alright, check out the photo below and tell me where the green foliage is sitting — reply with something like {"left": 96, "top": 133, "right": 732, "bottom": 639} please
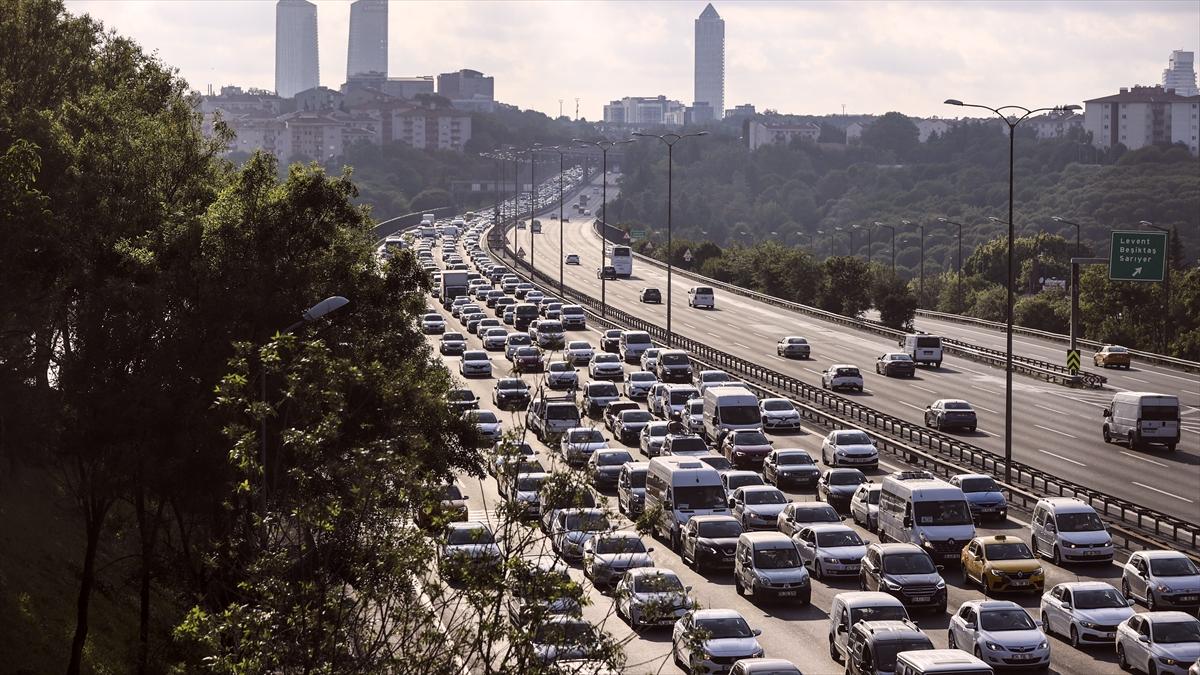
{"left": 873, "top": 272, "right": 918, "bottom": 330}
{"left": 860, "top": 112, "right": 920, "bottom": 161}
{"left": 1014, "top": 290, "right": 1070, "bottom": 334}
{"left": 817, "top": 256, "right": 875, "bottom": 316}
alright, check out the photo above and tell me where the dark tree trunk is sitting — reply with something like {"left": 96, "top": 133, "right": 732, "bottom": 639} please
{"left": 66, "top": 499, "right": 107, "bottom": 675}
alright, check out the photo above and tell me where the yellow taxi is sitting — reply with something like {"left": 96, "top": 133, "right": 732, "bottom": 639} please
{"left": 960, "top": 534, "right": 1044, "bottom": 594}
{"left": 1093, "top": 345, "right": 1131, "bottom": 369}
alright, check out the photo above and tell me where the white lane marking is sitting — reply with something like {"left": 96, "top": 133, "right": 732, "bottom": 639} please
{"left": 1035, "top": 403, "right": 1067, "bottom": 415}
{"left": 803, "top": 368, "right": 821, "bottom": 375}
{"left": 1119, "top": 451, "right": 1168, "bottom": 468}
{"left": 1034, "top": 424, "right": 1077, "bottom": 439}
{"left": 1131, "top": 481, "right": 1195, "bottom": 503}
{"left": 971, "top": 385, "right": 1001, "bottom": 395}
{"left": 1037, "top": 449, "right": 1087, "bottom": 467}
{"left": 910, "top": 384, "right": 938, "bottom": 394}
{"left": 1124, "top": 376, "right": 1151, "bottom": 384}
{"left": 974, "top": 404, "right": 1000, "bottom": 414}
{"left": 732, "top": 342, "right": 752, "bottom": 350}
{"left": 898, "top": 401, "right": 926, "bottom": 412}
{"left": 707, "top": 331, "right": 722, "bottom": 339}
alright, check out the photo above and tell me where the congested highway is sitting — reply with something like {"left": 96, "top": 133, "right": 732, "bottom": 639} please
{"left": 499, "top": 182, "right": 1200, "bottom": 522}
{"left": 397, "top": 212, "right": 1200, "bottom": 674}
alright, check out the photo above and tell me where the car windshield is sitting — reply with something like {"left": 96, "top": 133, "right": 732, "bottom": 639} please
{"left": 688, "top": 402, "right": 704, "bottom": 413}
{"left": 568, "top": 341, "right": 591, "bottom": 350}
{"left": 817, "top": 531, "right": 864, "bottom": 548}
{"left": 539, "top": 321, "right": 562, "bottom": 331}
{"left": 622, "top": 412, "right": 652, "bottom": 425}
{"left": 697, "top": 520, "right": 742, "bottom": 538}
{"left": 980, "top": 609, "right": 1036, "bottom": 632}
{"left": 594, "top": 354, "right": 619, "bottom": 363}
{"left": 674, "top": 485, "right": 727, "bottom": 510}
{"left": 874, "top": 640, "right": 933, "bottom": 673}
{"left": 547, "top": 404, "right": 580, "bottom": 420}
{"left": 633, "top": 573, "right": 683, "bottom": 594}
{"left": 423, "top": 314, "right": 441, "bottom": 321}
{"left": 564, "top": 513, "right": 609, "bottom": 532}
{"left": 626, "top": 333, "right": 651, "bottom": 344}
{"left": 960, "top": 477, "right": 1000, "bottom": 493}
{"left": 443, "top": 485, "right": 463, "bottom": 500}
{"left": 449, "top": 390, "right": 475, "bottom": 401}
{"left": 984, "top": 542, "right": 1032, "bottom": 560}
{"left": 702, "top": 372, "right": 730, "bottom": 383}
{"left": 777, "top": 452, "right": 814, "bottom": 465}
{"left": 1107, "top": 346, "right": 1128, "bottom": 353}
{"left": 444, "top": 333, "right": 465, "bottom": 341}
{"left": 534, "top": 621, "right": 593, "bottom": 645}
{"left": 862, "top": 489, "right": 881, "bottom": 505}
{"left": 943, "top": 401, "right": 973, "bottom": 410}
{"left": 507, "top": 335, "right": 530, "bottom": 345}
{"left": 549, "top": 362, "right": 572, "bottom": 372}
{"left": 754, "top": 547, "right": 801, "bottom": 569}
{"left": 913, "top": 499, "right": 973, "bottom": 525}
{"left": 727, "top": 475, "right": 762, "bottom": 490}
{"left": 497, "top": 380, "right": 526, "bottom": 390}
{"left": 694, "top": 287, "right": 714, "bottom": 295}
{"left": 828, "top": 472, "right": 866, "bottom": 486}
{"left": 517, "top": 348, "right": 540, "bottom": 357}
{"left": 763, "top": 400, "right": 794, "bottom": 412}
{"left": 472, "top": 411, "right": 498, "bottom": 424}
{"left": 517, "top": 475, "right": 546, "bottom": 492}
{"left": 1073, "top": 587, "right": 1128, "bottom": 609}
{"left": 743, "top": 490, "right": 786, "bottom": 505}
{"left": 697, "top": 456, "right": 732, "bottom": 472}
{"left": 1153, "top": 620, "right": 1200, "bottom": 644}
{"left": 670, "top": 389, "right": 700, "bottom": 405}
{"left": 660, "top": 353, "right": 689, "bottom": 365}
{"left": 669, "top": 437, "right": 708, "bottom": 453}
{"left": 1057, "top": 512, "right": 1104, "bottom": 532}
{"left": 569, "top": 429, "right": 604, "bottom": 444}
{"left": 882, "top": 552, "right": 936, "bottom": 575}
{"left": 734, "top": 431, "right": 770, "bottom": 445}
{"left": 835, "top": 431, "right": 872, "bottom": 445}
{"left": 835, "top": 368, "right": 860, "bottom": 377}
{"left": 630, "top": 373, "right": 656, "bottom": 382}
{"left": 696, "top": 616, "right": 753, "bottom": 639}
{"left": 787, "top": 338, "right": 808, "bottom": 344}
{"left": 594, "top": 536, "right": 645, "bottom": 554}
{"left": 487, "top": 328, "right": 508, "bottom": 337}
{"left": 648, "top": 425, "right": 668, "bottom": 437}
{"left": 463, "top": 351, "right": 488, "bottom": 361}
{"left": 1150, "top": 557, "right": 1200, "bottom": 576}
{"left": 562, "top": 307, "right": 583, "bottom": 316}
{"left": 850, "top": 605, "right": 909, "bottom": 624}
{"left": 588, "top": 383, "right": 618, "bottom": 397}
{"left": 888, "top": 354, "right": 912, "bottom": 362}
{"left": 628, "top": 470, "right": 647, "bottom": 488}
{"left": 597, "top": 452, "right": 633, "bottom": 466}
{"left": 447, "top": 526, "right": 493, "bottom": 545}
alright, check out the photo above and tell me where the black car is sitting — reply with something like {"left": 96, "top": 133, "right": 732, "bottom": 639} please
{"left": 875, "top": 353, "right": 916, "bottom": 377}
{"left": 763, "top": 449, "right": 820, "bottom": 488}
{"left": 818, "top": 468, "right": 868, "bottom": 511}
{"left": 597, "top": 266, "right": 617, "bottom": 280}
{"left": 600, "top": 329, "right": 622, "bottom": 354}
{"left": 492, "top": 378, "right": 531, "bottom": 410}
{"left": 680, "top": 515, "right": 743, "bottom": 572}
{"left": 655, "top": 350, "right": 693, "bottom": 383}
{"left": 639, "top": 288, "right": 662, "bottom": 303}
{"left": 512, "top": 346, "right": 544, "bottom": 373}
{"left": 447, "top": 388, "right": 480, "bottom": 413}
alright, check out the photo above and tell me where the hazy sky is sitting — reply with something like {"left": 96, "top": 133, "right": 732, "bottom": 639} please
{"left": 64, "top": 0, "right": 1200, "bottom": 119}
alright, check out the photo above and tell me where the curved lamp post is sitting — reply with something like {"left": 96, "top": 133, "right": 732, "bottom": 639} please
{"left": 572, "top": 138, "right": 636, "bottom": 319}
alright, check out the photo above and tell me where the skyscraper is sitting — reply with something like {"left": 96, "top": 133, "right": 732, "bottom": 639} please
{"left": 275, "top": 0, "right": 319, "bottom": 98}
{"left": 347, "top": 0, "right": 388, "bottom": 80}
{"left": 694, "top": 3, "right": 725, "bottom": 120}
{"left": 1162, "top": 50, "right": 1198, "bottom": 97}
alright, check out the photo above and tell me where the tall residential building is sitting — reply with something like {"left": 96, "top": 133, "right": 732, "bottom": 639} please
{"left": 1162, "top": 50, "right": 1198, "bottom": 97}
{"left": 275, "top": 0, "right": 319, "bottom": 98}
{"left": 694, "top": 3, "right": 725, "bottom": 120}
{"left": 1083, "top": 86, "right": 1200, "bottom": 155}
{"left": 346, "top": 0, "right": 388, "bottom": 80}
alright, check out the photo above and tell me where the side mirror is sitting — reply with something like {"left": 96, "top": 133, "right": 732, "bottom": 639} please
{"left": 1102, "top": 408, "right": 1112, "bottom": 417}
{"left": 463, "top": 495, "right": 470, "bottom": 500}
{"left": 752, "top": 629, "right": 763, "bottom": 637}
{"left": 646, "top": 547, "right": 655, "bottom": 553}
{"left": 1127, "top": 598, "right": 1136, "bottom": 607}
{"left": 936, "top": 564, "right": 945, "bottom": 572}
{"left": 1138, "top": 635, "right": 1150, "bottom": 643}
{"left": 836, "top": 624, "right": 847, "bottom": 633}
{"left": 1047, "top": 523, "right": 1057, "bottom": 533}
{"left": 966, "top": 622, "right": 977, "bottom": 630}
{"left": 685, "top": 585, "right": 693, "bottom": 592}
{"left": 1061, "top": 602, "right": 1072, "bottom": 610}
{"left": 903, "top": 517, "right": 913, "bottom": 528}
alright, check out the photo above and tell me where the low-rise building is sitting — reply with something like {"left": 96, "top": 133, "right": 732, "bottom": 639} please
{"left": 747, "top": 120, "right": 820, "bottom": 150}
{"left": 603, "top": 96, "right": 687, "bottom": 126}
{"left": 1084, "top": 85, "right": 1200, "bottom": 155}
{"left": 1025, "top": 111, "right": 1083, "bottom": 140}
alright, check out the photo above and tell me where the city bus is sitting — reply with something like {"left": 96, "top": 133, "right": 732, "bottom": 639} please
{"left": 608, "top": 245, "right": 633, "bottom": 277}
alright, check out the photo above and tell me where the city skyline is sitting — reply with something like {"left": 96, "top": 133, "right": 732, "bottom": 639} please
{"left": 65, "top": 0, "right": 1199, "bottom": 119}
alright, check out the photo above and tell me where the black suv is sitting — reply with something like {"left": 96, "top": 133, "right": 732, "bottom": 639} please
{"left": 597, "top": 266, "right": 617, "bottom": 280}
{"left": 639, "top": 288, "right": 662, "bottom": 303}
{"left": 859, "top": 543, "right": 947, "bottom": 614}
{"left": 655, "top": 349, "right": 693, "bottom": 383}
{"left": 492, "top": 378, "right": 531, "bottom": 410}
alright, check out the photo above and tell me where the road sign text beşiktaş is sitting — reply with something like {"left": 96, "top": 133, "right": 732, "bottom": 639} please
{"left": 1109, "top": 231, "right": 1166, "bottom": 282}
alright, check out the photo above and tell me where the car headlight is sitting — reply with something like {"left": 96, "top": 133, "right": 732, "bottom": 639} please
{"left": 1159, "top": 657, "right": 1181, "bottom": 666}
{"left": 1038, "top": 641, "right": 1048, "bottom": 650}
{"left": 1080, "top": 621, "right": 1099, "bottom": 629}
{"left": 757, "top": 574, "right": 772, "bottom": 586}
{"left": 985, "top": 641, "right": 1005, "bottom": 652}
{"left": 1034, "top": 567, "right": 1045, "bottom": 577}
{"left": 989, "top": 568, "right": 1003, "bottom": 577}
{"left": 1065, "top": 542, "right": 1078, "bottom": 549}
{"left": 821, "top": 557, "right": 838, "bottom": 564}
{"left": 882, "top": 579, "right": 901, "bottom": 591}
{"left": 751, "top": 649, "right": 765, "bottom": 658}
{"left": 936, "top": 578, "right": 947, "bottom": 589}
{"left": 1157, "top": 583, "right": 1173, "bottom": 593}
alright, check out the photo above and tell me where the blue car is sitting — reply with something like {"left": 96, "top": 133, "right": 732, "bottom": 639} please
{"left": 950, "top": 473, "right": 1008, "bottom": 522}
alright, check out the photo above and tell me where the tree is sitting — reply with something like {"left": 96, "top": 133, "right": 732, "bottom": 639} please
{"left": 872, "top": 271, "right": 917, "bottom": 330}
{"left": 817, "top": 256, "right": 874, "bottom": 317}
{"left": 1014, "top": 291, "right": 1069, "bottom": 333}
{"left": 411, "top": 187, "right": 453, "bottom": 212}
{"left": 859, "top": 112, "right": 920, "bottom": 161}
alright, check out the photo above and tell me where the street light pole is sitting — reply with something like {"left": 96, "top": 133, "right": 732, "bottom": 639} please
{"left": 1051, "top": 216, "right": 1083, "bottom": 358}
{"left": 873, "top": 222, "right": 896, "bottom": 277}
{"left": 945, "top": 98, "right": 1080, "bottom": 484}
{"left": 632, "top": 131, "right": 708, "bottom": 348}
{"left": 574, "top": 138, "right": 636, "bottom": 319}
{"left": 550, "top": 146, "right": 570, "bottom": 297}
{"left": 528, "top": 143, "right": 541, "bottom": 277}
{"left": 1140, "top": 220, "right": 1172, "bottom": 352}
{"left": 860, "top": 224, "right": 871, "bottom": 264}
{"left": 937, "top": 218, "right": 966, "bottom": 314}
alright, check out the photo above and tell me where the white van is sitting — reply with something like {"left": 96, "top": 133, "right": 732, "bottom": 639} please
{"left": 703, "top": 385, "right": 762, "bottom": 443}
{"left": 1102, "top": 391, "right": 1180, "bottom": 451}
{"left": 645, "top": 456, "right": 728, "bottom": 550}
{"left": 898, "top": 334, "right": 943, "bottom": 368}
{"left": 828, "top": 591, "right": 911, "bottom": 663}
{"left": 688, "top": 286, "right": 715, "bottom": 309}
{"left": 894, "top": 650, "right": 992, "bottom": 675}
{"left": 1029, "top": 497, "right": 1113, "bottom": 564}
{"left": 619, "top": 330, "right": 654, "bottom": 364}
{"left": 877, "top": 477, "right": 975, "bottom": 564}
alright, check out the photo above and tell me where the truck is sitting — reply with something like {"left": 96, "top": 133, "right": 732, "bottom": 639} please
{"left": 702, "top": 385, "right": 762, "bottom": 444}
{"left": 440, "top": 270, "right": 470, "bottom": 309}
{"left": 578, "top": 194, "right": 589, "bottom": 206}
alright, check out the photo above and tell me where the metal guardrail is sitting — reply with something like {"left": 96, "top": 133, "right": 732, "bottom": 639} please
{"left": 916, "top": 308, "right": 1200, "bottom": 374}
{"left": 486, "top": 224, "right": 1200, "bottom": 556}
{"left": 600, "top": 224, "right": 1108, "bottom": 389}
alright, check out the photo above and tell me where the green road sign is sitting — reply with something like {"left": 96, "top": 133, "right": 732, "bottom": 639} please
{"left": 1109, "top": 230, "right": 1166, "bottom": 282}
{"left": 1067, "top": 349, "right": 1080, "bottom": 374}
{"left": 630, "top": 229, "right": 646, "bottom": 240}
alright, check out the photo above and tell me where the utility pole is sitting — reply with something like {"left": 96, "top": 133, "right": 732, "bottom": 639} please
{"left": 558, "top": 99, "right": 563, "bottom": 119}
{"left": 575, "top": 98, "right": 580, "bottom": 120}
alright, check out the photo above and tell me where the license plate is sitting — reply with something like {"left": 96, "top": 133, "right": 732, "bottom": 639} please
{"left": 1011, "top": 654, "right": 1034, "bottom": 661}
{"left": 1010, "top": 580, "right": 1029, "bottom": 587}
{"left": 911, "top": 596, "right": 930, "bottom": 603}
{"left": 1105, "top": 632, "right": 1116, "bottom": 639}
{"left": 1085, "top": 550, "right": 1105, "bottom": 556}
{"left": 777, "top": 590, "right": 797, "bottom": 597}
{"left": 1181, "top": 595, "right": 1199, "bottom": 602}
